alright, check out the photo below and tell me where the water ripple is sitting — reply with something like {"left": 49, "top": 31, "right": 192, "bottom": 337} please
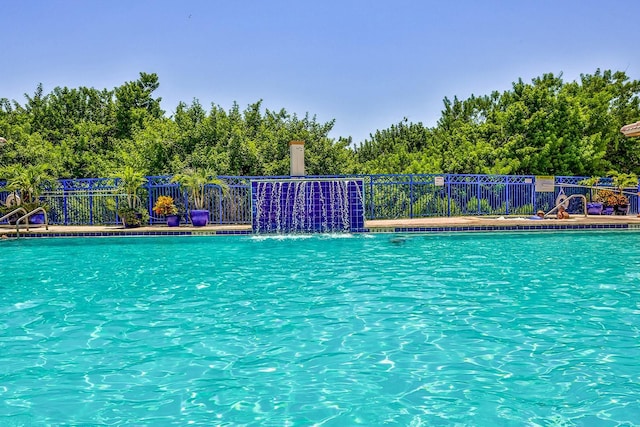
{"left": 2, "top": 232, "right": 640, "bottom": 425}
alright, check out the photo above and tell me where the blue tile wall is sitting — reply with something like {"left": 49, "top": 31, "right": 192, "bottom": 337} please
{"left": 251, "top": 180, "right": 365, "bottom": 233}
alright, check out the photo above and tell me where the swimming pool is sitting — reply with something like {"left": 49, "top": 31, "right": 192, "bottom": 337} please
{"left": 2, "top": 232, "right": 640, "bottom": 425}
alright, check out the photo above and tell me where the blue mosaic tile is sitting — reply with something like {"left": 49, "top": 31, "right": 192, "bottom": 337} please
{"left": 251, "top": 180, "right": 365, "bottom": 233}
{"left": 9, "top": 217, "right": 640, "bottom": 239}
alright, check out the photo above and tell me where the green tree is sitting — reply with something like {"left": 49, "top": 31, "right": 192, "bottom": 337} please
{"left": 114, "top": 72, "right": 163, "bottom": 140}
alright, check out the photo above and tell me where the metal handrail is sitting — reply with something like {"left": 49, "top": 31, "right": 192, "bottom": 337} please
{"left": 0, "top": 207, "right": 28, "bottom": 223}
{"left": 544, "top": 194, "right": 587, "bottom": 218}
{"left": 15, "top": 207, "right": 49, "bottom": 237}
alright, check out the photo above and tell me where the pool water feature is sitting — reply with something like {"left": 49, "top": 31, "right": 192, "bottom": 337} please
{"left": 251, "top": 179, "right": 365, "bottom": 233}
{"left": 2, "top": 232, "right": 640, "bottom": 425}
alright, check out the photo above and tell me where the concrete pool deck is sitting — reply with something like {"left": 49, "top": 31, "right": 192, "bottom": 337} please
{"left": 2, "top": 214, "right": 640, "bottom": 238}
{"left": 366, "top": 214, "right": 640, "bottom": 229}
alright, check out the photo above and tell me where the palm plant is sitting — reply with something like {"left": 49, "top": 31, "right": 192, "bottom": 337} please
{"left": 113, "top": 166, "right": 148, "bottom": 227}
{"left": 609, "top": 170, "right": 638, "bottom": 202}
{"left": 5, "top": 164, "right": 53, "bottom": 206}
{"left": 0, "top": 165, "right": 18, "bottom": 204}
{"left": 172, "top": 168, "right": 228, "bottom": 210}
{"left": 115, "top": 166, "right": 147, "bottom": 210}
{"left": 578, "top": 176, "right": 601, "bottom": 202}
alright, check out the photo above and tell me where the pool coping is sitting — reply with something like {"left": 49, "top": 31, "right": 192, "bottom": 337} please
{"left": 2, "top": 215, "right": 640, "bottom": 238}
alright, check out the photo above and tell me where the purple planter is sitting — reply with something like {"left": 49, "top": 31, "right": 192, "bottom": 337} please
{"left": 586, "top": 202, "right": 603, "bottom": 215}
{"left": 189, "top": 210, "right": 209, "bottom": 227}
{"left": 602, "top": 206, "right": 614, "bottom": 215}
{"left": 29, "top": 212, "right": 45, "bottom": 224}
{"left": 166, "top": 214, "right": 180, "bottom": 227}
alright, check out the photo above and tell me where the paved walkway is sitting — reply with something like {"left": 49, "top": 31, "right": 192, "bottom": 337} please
{"left": 366, "top": 214, "right": 640, "bottom": 228}
{"left": 2, "top": 214, "right": 640, "bottom": 238}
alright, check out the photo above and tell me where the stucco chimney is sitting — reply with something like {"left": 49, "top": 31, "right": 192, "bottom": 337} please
{"left": 289, "top": 140, "right": 305, "bottom": 176}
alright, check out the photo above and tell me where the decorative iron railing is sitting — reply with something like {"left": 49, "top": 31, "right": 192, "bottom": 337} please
{"left": 1, "top": 174, "right": 638, "bottom": 225}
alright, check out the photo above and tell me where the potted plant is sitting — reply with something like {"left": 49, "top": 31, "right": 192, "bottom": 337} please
{"left": 171, "top": 168, "right": 228, "bottom": 227}
{"left": 593, "top": 189, "right": 616, "bottom": 215}
{"left": 153, "top": 195, "right": 180, "bottom": 227}
{"left": 579, "top": 177, "right": 604, "bottom": 215}
{"left": 114, "top": 166, "right": 147, "bottom": 228}
{"left": 3, "top": 164, "right": 53, "bottom": 224}
{"left": 609, "top": 171, "right": 637, "bottom": 215}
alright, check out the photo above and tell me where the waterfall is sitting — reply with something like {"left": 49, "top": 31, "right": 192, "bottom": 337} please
{"left": 251, "top": 179, "right": 365, "bottom": 234}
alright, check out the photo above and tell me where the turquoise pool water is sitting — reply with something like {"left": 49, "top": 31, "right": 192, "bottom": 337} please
{"left": 2, "top": 232, "right": 640, "bottom": 426}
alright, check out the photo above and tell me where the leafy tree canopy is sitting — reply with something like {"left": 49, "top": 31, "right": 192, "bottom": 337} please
{"left": 1, "top": 69, "right": 638, "bottom": 180}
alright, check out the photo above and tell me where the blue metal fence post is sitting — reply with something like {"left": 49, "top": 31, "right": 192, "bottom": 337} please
{"left": 636, "top": 179, "right": 640, "bottom": 214}
{"left": 447, "top": 174, "right": 451, "bottom": 217}
{"left": 505, "top": 176, "right": 510, "bottom": 215}
{"left": 89, "top": 179, "right": 94, "bottom": 225}
{"left": 531, "top": 177, "right": 536, "bottom": 211}
{"left": 218, "top": 185, "right": 223, "bottom": 224}
{"left": 409, "top": 174, "right": 414, "bottom": 219}
{"left": 63, "top": 181, "right": 69, "bottom": 225}
{"left": 369, "top": 176, "right": 375, "bottom": 220}
{"left": 146, "top": 178, "right": 153, "bottom": 225}
{"left": 476, "top": 175, "right": 481, "bottom": 215}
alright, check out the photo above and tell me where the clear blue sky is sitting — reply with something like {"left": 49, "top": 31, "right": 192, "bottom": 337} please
{"left": 2, "top": 0, "right": 639, "bottom": 143}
